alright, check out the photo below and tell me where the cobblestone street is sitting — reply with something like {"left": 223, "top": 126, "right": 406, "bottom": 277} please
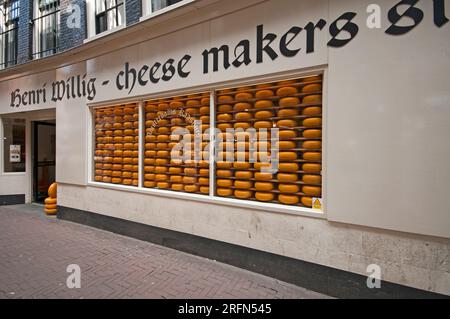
{"left": 0, "top": 205, "right": 327, "bottom": 299}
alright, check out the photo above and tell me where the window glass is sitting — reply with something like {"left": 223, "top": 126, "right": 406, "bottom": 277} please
{"left": 33, "top": 0, "right": 60, "bottom": 58}
{"left": 214, "top": 75, "right": 323, "bottom": 208}
{"left": 0, "top": 0, "right": 19, "bottom": 68}
{"left": 93, "top": 104, "right": 139, "bottom": 186}
{"left": 2, "top": 118, "right": 26, "bottom": 173}
{"left": 95, "top": 0, "right": 124, "bottom": 34}
{"left": 151, "top": 0, "right": 183, "bottom": 13}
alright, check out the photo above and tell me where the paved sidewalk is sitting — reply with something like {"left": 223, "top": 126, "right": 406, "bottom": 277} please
{"left": 0, "top": 205, "right": 328, "bottom": 299}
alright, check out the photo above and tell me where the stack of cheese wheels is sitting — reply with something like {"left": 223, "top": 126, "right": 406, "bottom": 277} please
{"left": 215, "top": 75, "right": 322, "bottom": 209}
{"left": 44, "top": 182, "right": 57, "bottom": 215}
{"left": 94, "top": 104, "right": 139, "bottom": 187}
{"left": 144, "top": 93, "right": 210, "bottom": 195}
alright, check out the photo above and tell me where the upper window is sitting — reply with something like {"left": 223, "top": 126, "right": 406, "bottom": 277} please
{"left": 143, "top": 0, "right": 185, "bottom": 16}
{"left": 2, "top": 118, "right": 26, "bottom": 173}
{"left": 95, "top": 0, "right": 124, "bottom": 34}
{"left": 32, "top": 0, "right": 60, "bottom": 59}
{"left": 0, "top": 0, "right": 20, "bottom": 69}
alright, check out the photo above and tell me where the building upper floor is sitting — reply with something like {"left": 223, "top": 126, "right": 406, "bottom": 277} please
{"left": 0, "top": 0, "right": 189, "bottom": 71}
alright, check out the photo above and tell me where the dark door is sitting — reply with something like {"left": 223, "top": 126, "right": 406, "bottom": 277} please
{"left": 33, "top": 121, "right": 56, "bottom": 203}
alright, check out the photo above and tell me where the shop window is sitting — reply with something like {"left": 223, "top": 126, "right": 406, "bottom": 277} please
{"left": 93, "top": 104, "right": 139, "bottom": 186}
{"left": 143, "top": 93, "right": 210, "bottom": 195}
{"left": 0, "top": 0, "right": 20, "bottom": 69}
{"left": 32, "top": 0, "right": 60, "bottom": 59}
{"left": 95, "top": 0, "right": 124, "bottom": 34}
{"left": 214, "top": 75, "right": 323, "bottom": 208}
{"left": 2, "top": 118, "right": 26, "bottom": 173}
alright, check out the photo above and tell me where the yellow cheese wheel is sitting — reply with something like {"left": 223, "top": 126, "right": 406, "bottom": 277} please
{"left": 199, "top": 169, "right": 209, "bottom": 176}
{"left": 183, "top": 176, "right": 197, "bottom": 184}
{"left": 303, "top": 129, "right": 322, "bottom": 139}
{"left": 277, "top": 120, "right": 297, "bottom": 128}
{"left": 157, "top": 135, "right": 169, "bottom": 142}
{"left": 146, "top": 143, "right": 156, "bottom": 150}
{"left": 235, "top": 112, "right": 252, "bottom": 121}
{"left": 45, "top": 204, "right": 57, "bottom": 210}
{"left": 102, "top": 176, "right": 112, "bottom": 183}
{"left": 255, "top": 100, "right": 274, "bottom": 109}
{"left": 279, "top": 194, "right": 299, "bottom": 205}
{"left": 185, "top": 185, "right": 199, "bottom": 193}
{"left": 301, "top": 197, "right": 313, "bottom": 208}
{"left": 155, "top": 159, "right": 168, "bottom": 166}
{"left": 277, "top": 141, "right": 296, "bottom": 150}
{"left": 234, "top": 180, "right": 253, "bottom": 189}
{"left": 171, "top": 184, "right": 184, "bottom": 191}
{"left": 112, "top": 171, "right": 122, "bottom": 177}
{"left": 218, "top": 113, "right": 233, "bottom": 122}
{"left": 145, "top": 104, "right": 157, "bottom": 112}
{"left": 217, "top": 170, "right": 233, "bottom": 178}
{"left": 302, "top": 186, "right": 322, "bottom": 196}
{"left": 302, "top": 94, "right": 322, "bottom": 104}
{"left": 279, "top": 130, "right": 297, "bottom": 140}
{"left": 234, "top": 102, "right": 252, "bottom": 111}
{"left": 255, "top": 110, "right": 273, "bottom": 119}
{"left": 217, "top": 123, "right": 233, "bottom": 131}
{"left": 218, "top": 104, "right": 233, "bottom": 112}
{"left": 279, "top": 152, "right": 298, "bottom": 161}
{"left": 155, "top": 166, "right": 168, "bottom": 174}
{"left": 255, "top": 182, "right": 274, "bottom": 191}
{"left": 45, "top": 208, "right": 57, "bottom": 215}
{"left": 279, "top": 163, "right": 299, "bottom": 172}
{"left": 186, "top": 100, "right": 200, "bottom": 108}
{"left": 255, "top": 172, "right": 273, "bottom": 181}
{"left": 112, "top": 178, "right": 122, "bottom": 184}
{"left": 199, "top": 178, "right": 209, "bottom": 186}
{"left": 303, "top": 152, "right": 322, "bottom": 161}
{"left": 144, "top": 181, "right": 156, "bottom": 188}
{"left": 217, "top": 162, "right": 233, "bottom": 169}
{"left": 254, "top": 162, "right": 271, "bottom": 170}
{"left": 235, "top": 92, "right": 253, "bottom": 101}
{"left": 278, "top": 184, "right": 300, "bottom": 194}
{"left": 303, "top": 118, "right": 322, "bottom": 127}
{"left": 277, "top": 108, "right": 299, "bottom": 118}
{"left": 302, "top": 163, "right": 322, "bottom": 172}
{"left": 302, "top": 84, "right": 322, "bottom": 93}
{"left": 302, "top": 175, "right": 321, "bottom": 185}
{"left": 155, "top": 174, "right": 168, "bottom": 181}
{"left": 255, "top": 90, "right": 274, "bottom": 99}
{"left": 256, "top": 84, "right": 272, "bottom": 89}
{"left": 234, "top": 122, "right": 252, "bottom": 130}
{"left": 254, "top": 121, "right": 272, "bottom": 129}
{"left": 200, "top": 186, "right": 210, "bottom": 194}
{"left": 144, "top": 166, "right": 155, "bottom": 173}
{"left": 157, "top": 182, "right": 170, "bottom": 189}
{"left": 184, "top": 168, "right": 198, "bottom": 176}
{"left": 279, "top": 97, "right": 300, "bottom": 107}
{"left": 255, "top": 192, "right": 275, "bottom": 202}
{"left": 235, "top": 171, "right": 253, "bottom": 179}
{"left": 302, "top": 75, "right": 322, "bottom": 82}
{"left": 217, "top": 179, "right": 233, "bottom": 187}
{"left": 233, "top": 162, "right": 251, "bottom": 169}
{"left": 217, "top": 188, "right": 233, "bottom": 197}
{"left": 278, "top": 173, "right": 298, "bottom": 182}
{"left": 169, "top": 101, "right": 184, "bottom": 109}
{"left": 302, "top": 107, "right": 322, "bottom": 116}
{"left": 45, "top": 197, "right": 57, "bottom": 205}
{"left": 144, "top": 158, "right": 155, "bottom": 165}
{"left": 170, "top": 175, "right": 183, "bottom": 183}
{"left": 276, "top": 87, "right": 297, "bottom": 97}
{"left": 235, "top": 190, "right": 253, "bottom": 199}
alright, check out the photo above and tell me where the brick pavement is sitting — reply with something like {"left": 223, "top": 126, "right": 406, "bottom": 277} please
{"left": 0, "top": 204, "right": 328, "bottom": 299}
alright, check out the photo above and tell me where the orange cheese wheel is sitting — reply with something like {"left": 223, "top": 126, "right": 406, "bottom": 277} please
{"left": 155, "top": 174, "right": 168, "bottom": 181}
{"left": 278, "top": 80, "right": 297, "bottom": 86}
{"left": 303, "top": 118, "right": 322, "bottom": 127}
{"left": 186, "top": 100, "right": 200, "bottom": 108}
{"left": 45, "top": 197, "right": 57, "bottom": 205}
{"left": 255, "top": 100, "right": 274, "bottom": 109}
{"left": 170, "top": 175, "right": 183, "bottom": 183}
{"left": 45, "top": 208, "right": 58, "bottom": 215}
{"left": 217, "top": 188, "right": 233, "bottom": 197}
{"left": 199, "top": 169, "right": 209, "bottom": 176}
{"left": 199, "top": 107, "right": 210, "bottom": 115}
{"left": 235, "top": 92, "right": 253, "bottom": 101}
{"left": 277, "top": 141, "right": 296, "bottom": 150}
{"left": 217, "top": 162, "right": 233, "bottom": 169}
{"left": 185, "top": 185, "right": 199, "bottom": 193}
{"left": 279, "top": 184, "right": 300, "bottom": 194}
{"left": 218, "top": 113, "right": 233, "bottom": 122}
{"left": 277, "top": 108, "right": 299, "bottom": 118}
{"left": 144, "top": 181, "right": 156, "bottom": 188}
{"left": 301, "top": 197, "right": 313, "bottom": 208}
{"left": 183, "top": 176, "right": 197, "bottom": 184}
{"left": 302, "top": 84, "right": 322, "bottom": 93}
{"left": 302, "top": 163, "right": 322, "bottom": 172}
{"left": 144, "top": 150, "right": 156, "bottom": 157}
{"left": 144, "top": 158, "right": 155, "bottom": 165}
{"left": 218, "top": 104, "right": 233, "bottom": 112}
{"left": 279, "top": 194, "right": 300, "bottom": 205}
{"left": 217, "top": 179, "right": 233, "bottom": 187}
{"left": 302, "top": 107, "right": 322, "bottom": 116}
{"left": 45, "top": 204, "right": 57, "bottom": 210}
{"left": 279, "top": 97, "right": 300, "bottom": 107}
{"left": 146, "top": 143, "right": 156, "bottom": 150}
{"left": 303, "top": 152, "right": 322, "bottom": 161}
{"left": 144, "top": 166, "right": 155, "bottom": 173}
{"left": 279, "top": 130, "right": 297, "bottom": 140}
{"left": 235, "top": 190, "right": 253, "bottom": 199}
{"left": 200, "top": 186, "right": 210, "bottom": 194}
{"left": 255, "top": 90, "right": 274, "bottom": 99}
{"left": 157, "top": 182, "right": 170, "bottom": 189}
{"left": 303, "top": 129, "right": 322, "bottom": 139}
{"left": 255, "top": 192, "right": 275, "bottom": 202}
{"left": 112, "top": 178, "right": 122, "bottom": 184}
{"left": 254, "top": 121, "right": 272, "bottom": 129}
{"left": 302, "top": 175, "right": 321, "bottom": 184}
{"left": 234, "top": 102, "right": 252, "bottom": 111}
{"left": 302, "top": 186, "right": 322, "bottom": 196}
{"left": 302, "top": 94, "right": 322, "bottom": 104}
{"left": 254, "top": 162, "right": 271, "bottom": 170}
{"left": 217, "top": 170, "right": 233, "bottom": 178}
{"left": 235, "top": 112, "right": 252, "bottom": 121}
{"left": 302, "top": 75, "right": 322, "bottom": 82}
{"left": 48, "top": 183, "right": 57, "bottom": 198}
{"left": 155, "top": 166, "right": 168, "bottom": 174}
{"left": 155, "top": 158, "right": 168, "bottom": 165}
{"left": 255, "top": 172, "right": 273, "bottom": 181}
{"left": 157, "top": 135, "right": 169, "bottom": 142}
{"left": 279, "top": 163, "right": 299, "bottom": 172}
{"left": 184, "top": 168, "right": 198, "bottom": 176}
{"left": 217, "top": 123, "right": 233, "bottom": 131}
{"left": 122, "top": 171, "right": 133, "bottom": 178}
{"left": 235, "top": 171, "right": 253, "bottom": 179}
{"left": 255, "top": 182, "right": 274, "bottom": 191}
{"left": 234, "top": 180, "right": 253, "bottom": 189}
{"left": 199, "top": 178, "right": 209, "bottom": 186}
{"left": 171, "top": 184, "right": 184, "bottom": 191}
{"left": 234, "top": 122, "right": 252, "bottom": 130}
{"left": 279, "top": 152, "right": 298, "bottom": 161}
{"left": 102, "top": 176, "right": 112, "bottom": 183}
{"left": 278, "top": 173, "right": 298, "bottom": 182}
{"left": 233, "top": 162, "right": 251, "bottom": 169}
{"left": 255, "top": 110, "right": 273, "bottom": 119}
{"left": 277, "top": 119, "right": 297, "bottom": 128}
{"left": 112, "top": 171, "right": 122, "bottom": 177}
{"left": 276, "top": 87, "right": 297, "bottom": 97}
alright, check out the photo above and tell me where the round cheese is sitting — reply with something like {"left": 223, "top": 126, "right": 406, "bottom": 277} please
{"left": 199, "top": 169, "right": 209, "bottom": 176}
{"left": 144, "top": 181, "right": 156, "bottom": 188}
{"left": 45, "top": 208, "right": 57, "bottom": 215}
{"left": 278, "top": 184, "right": 300, "bottom": 194}
{"left": 234, "top": 122, "right": 252, "bottom": 130}
{"left": 185, "top": 185, "right": 199, "bottom": 193}
{"left": 155, "top": 166, "right": 168, "bottom": 174}
{"left": 233, "top": 162, "right": 251, "bottom": 169}
{"left": 276, "top": 87, "right": 297, "bottom": 97}
{"left": 234, "top": 102, "right": 252, "bottom": 111}
{"left": 45, "top": 197, "right": 57, "bottom": 205}
{"left": 217, "top": 188, "right": 233, "bottom": 197}
{"left": 217, "top": 162, "right": 233, "bottom": 169}
{"left": 255, "top": 182, "right": 274, "bottom": 191}
{"left": 235, "top": 171, "right": 253, "bottom": 179}
{"left": 199, "top": 178, "right": 209, "bottom": 186}
{"left": 302, "top": 107, "right": 322, "bottom": 116}
{"left": 218, "top": 104, "right": 233, "bottom": 112}
{"left": 277, "top": 80, "right": 297, "bottom": 86}
{"left": 303, "top": 129, "right": 322, "bottom": 139}
{"left": 279, "top": 130, "right": 297, "bottom": 140}
{"left": 303, "top": 152, "right": 322, "bottom": 161}
{"left": 235, "top": 92, "right": 253, "bottom": 101}
{"left": 301, "top": 75, "right": 322, "bottom": 82}
{"left": 301, "top": 197, "right": 313, "bottom": 208}
{"left": 302, "top": 163, "right": 322, "bottom": 172}
{"left": 277, "top": 141, "right": 296, "bottom": 150}
{"left": 255, "top": 90, "right": 274, "bottom": 99}
{"left": 144, "top": 166, "right": 155, "bottom": 173}
{"left": 218, "top": 113, "right": 233, "bottom": 122}
{"left": 217, "top": 179, "right": 233, "bottom": 187}
{"left": 200, "top": 186, "right": 210, "bottom": 194}
{"left": 171, "top": 184, "right": 184, "bottom": 191}
{"left": 302, "top": 174, "right": 321, "bottom": 184}
{"left": 112, "top": 178, "right": 122, "bottom": 184}
{"left": 157, "top": 182, "right": 170, "bottom": 189}
{"left": 279, "top": 152, "right": 298, "bottom": 161}
{"left": 218, "top": 123, "right": 233, "bottom": 131}
{"left": 303, "top": 118, "right": 322, "bottom": 127}
{"left": 277, "top": 108, "right": 299, "bottom": 118}
{"left": 254, "top": 121, "right": 272, "bottom": 129}
{"left": 279, "top": 163, "right": 299, "bottom": 172}
{"left": 234, "top": 190, "right": 253, "bottom": 199}
{"left": 255, "top": 100, "right": 274, "bottom": 109}
{"left": 279, "top": 97, "right": 300, "bottom": 107}
{"left": 302, "top": 84, "right": 322, "bottom": 93}
{"left": 255, "top": 172, "right": 273, "bottom": 181}
{"left": 277, "top": 119, "right": 297, "bottom": 128}
{"left": 278, "top": 194, "right": 299, "bottom": 205}
{"left": 302, "top": 186, "right": 322, "bottom": 196}
{"left": 235, "top": 112, "right": 252, "bottom": 121}
{"left": 255, "top": 110, "right": 273, "bottom": 119}
{"left": 217, "top": 170, "right": 233, "bottom": 178}
{"left": 234, "top": 180, "right": 253, "bottom": 189}
{"left": 45, "top": 204, "right": 57, "bottom": 210}
{"left": 278, "top": 173, "right": 298, "bottom": 182}
{"left": 170, "top": 175, "right": 183, "bottom": 183}
{"left": 255, "top": 192, "right": 275, "bottom": 202}
{"left": 183, "top": 176, "right": 197, "bottom": 184}
{"left": 155, "top": 174, "right": 168, "bottom": 181}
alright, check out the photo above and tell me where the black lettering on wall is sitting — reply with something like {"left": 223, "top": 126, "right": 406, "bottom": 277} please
{"left": 150, "top": 62, "right": 161, "bottom": 84}
{"left": 279, "top": 26, "right": 302, "bottom": 57}
{"left": 10, "top": 89, "right": 20, "bottom": 107}
{"left": 178, "top": 55, "right": 192, "bottom": 78}
{"left": 434, "top": 0, "right": 449, "bottom": 27}
{"left": 52, "top": 81, "right": 66, "bottom": 102}
{"left": 202, "top": 45, "right": 231, "bottom": 74}
{"left": 328, "top": 12, "right": 359, "bottom": 48}
{"left": 232, "top": 40, "right": 252, "bottom": 68}
{"left": 386, "top": 0, "right": 424, "bottom": 35}
{"left": 305, "top": 19, "right": 327, "bottom": 53}
{"left": 257, "top": 24, "right": 278, "bottom": 63}
{"left": 162, "top": 59, "right": 176, "bottom": 81}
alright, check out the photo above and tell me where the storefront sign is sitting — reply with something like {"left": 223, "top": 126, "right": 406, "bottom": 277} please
{"left": 9, "top": 145, "right": 21, "bottom": 163}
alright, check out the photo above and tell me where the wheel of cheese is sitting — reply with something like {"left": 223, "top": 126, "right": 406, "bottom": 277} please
{"left": 102, "top": 163, "right": 112, "bottom": 170}
{"left": 255, "top": 192, "right": 274, "bottom": 202}
{"left": 235, "top": 171, "right": 253, "bottom": 179}
{"left": 276, "top": 141, "right": 296, "bottom": 150}
{"left": 278, "top": 173, "right": 298, "bottom": 182}
{"left": 155, "top": 174, "right": 168, "bottom": 182}
{"left": 157, "top": 182, "right": 170, "bottom": 189}
{"left": 235, "top": 92, "right": 253, "bottom": 101}
{"left": 112, "top": 171, "right": 122, "bottom": 177}
{"left": 303, "top": 152, "right": 322, "bottom": 161}
{"left": 45, "top": 208, "right": 58, "bottom": 215}
{"left": 169, "top": 101, "right": 184, "bottom": 109}
{"left": 185, "top": 185, "right": 199, "bottom": 193}
{"left": 114, "top": 130, "right": 124, "bottom": 137}
{"left": 279, "top": 130, "right": 297, "bottom": 140}
{"left": 112, "top": 178, "right": 122, "bottom": 184}
{"left": 233, "top": 162, "right": 251, "bottom": 169}
{"left": 155, "top": 166, "right": 168, "bottom": 174}
{"left": 157, "top": 135, "right": 169, "bottom": 142}
{"left": 302, "top": 107, "right": 322, "bottom": 116}
{"left": 102, "top": 176, "right": 112, "bottom": 183}
{"left": 302, "top": 84, "right": 322, "bottom": 93}
{"left": 234, "top": 180, "right": 253, "bottom": 189}
{"left": 199, "top": 169, "right": 209, "bottom": 176}
{"left": 95, "top": 163, "right": 103, "bottom": 169}
{"left": 234, "top": 122, "right": 251, "bottom": 130}
{"left": 198, "top": 178, "right": 209, "bottom": 186}
{"left": 123, "top": 122, "right": 133, "bottom": 129}
{"left": 255, "top": 172, "right": 273, "bottom": 181}
{"left": 279, "top": 163, "right": 299, "bottom": 172}
{"left": 158, "top": 119, "right": 170, "bottom": 126}
{"left": 218, "top": 104, "right": 233, "bottom": 112}
{"left": 235, "top": 112, "right": 252, "bottom": 121}
{"left": 186, "top": 100, "right": 200, "bottom": 108}
{"left": 95, "top": 150, "right": 104, "bottom": 156}
{"left": 277, "top": 108, "right": 299, "bottom": 118}
{"left": 302, "top": 175, "right": 321, "bottom": 185}
{"left": 254, "top": 121, "right": 272, "bottom": 129}
{"left": 302, "top": 186, "right": 322, "bottom": 196}
{"left": 158, "top": 127, "right": 170, "bottom": 134}
{"left": 234, "top": 102, "right": 252, "bottom": 111}
{"left": 303, "top": 129, "right": 322, "bottom": 139}
{"left": 303, "top": 118, "right": 322, "bottom": 127}
{"left": 45, "top": 197, "right": 57, "bottom": 205}
{"left": 145, "top": 143, "right": 156, "bottom": 150}
{"left": 184, "top": 168, "right": 197, "bottom": 176}
{"left": 171, "top": 184, "right": 184, "bottom": 191}
{"left": 145, "top": 135, "right": 157, "bottom": 142}
{"left": 277, "top": 119, "right": 297, "bottom": 128}
{"left": 301, "top": 197, "right": 313, "bottom": 208}
{"left": 201, "top": 97, "right": 210, "bottom": 104}
{"left": 217, "top": 179, "right": 233, "bottom": 187}
{"left": 169, "top": 175, "right": 183, "bottom": 183}
{"left": 279, "top": 194, "right": 299, "bottom": 205}
{"left": 216, "top": 162, "right": 233, "bottom": 169}
{"left": 255, "top": 100, "right": 274, "bottom": 109}
{"left": 218, "top": 123, "right": 233, "bottom": 131}
{"left": 123, "top": 143, "right": 134, "bottom": 150}
{"left": 279, "top": 152, "right": 298, "bottom": 161}
{"left": 183, "top": 176, "right": 197, "bottom": 184}
{"left": 103, "top": 157, "right": 114, "bottom": 163}
{"left": 255, "top": 110, "right": 273, "bottom": 119}
{"left": 217, "top": 188, "right": 233, "bottom": 197}
{"left": 155, "top": 158, "right": 168, "bottom": 166}
{"left": 255, "top": 90, "right": 274, "bottom": 99}
{"left": 123, "top": 179, "right": 133, "bottom": 186}
{"left": 200, "top": 186, "right": 210, "bottom": 194}
{"left": 145, "top": 166, "right": 156, "bottom": 174}
{"left": 199, "top": 107, "right": 210, "bottom": 115}
{"left": 144, "top": 158, "right": 155, "bottom": 165}
{"left": 144, "top": 181, "right": 156, "bottom": 188}
{"left": 157, "top": 150, "right": 170, "bottom": 158}
{"left": 95, "top": 175, "right": 103, "bottom": 182}
{"left": 278, "top": 184, "right": 300, "bottom": 194}
{"left": 45, "top": 203, "right": 57, "bottom": 211}
{"left": 145, "top": 104, "right": 157, "bottom": 112}
{"left": 145, "top": 150, "right": 156, "bottom": 157}
{"left": 234, "top": 190, "right": 253, "bottom": 199}
{"left": 301, "top": 75, "right": 322, "bottom": 83}
{"left": 122, "top": 164, "right": 133, "bottom": 171}
{"left": 254, "top": 162, "right": 271, "bottom": 170}
{"left": 157, "top": 143, "right": 169, "bottom": 149}
{"left": 255, "top": 182, "right": 274, "bottom": 191}
{"left": 276, "top": 87, "right": 297, "bottom": 97}
{"left": 302, "top": 163, "right": 321, "bottom": 172}
{"left": 218, "top": 95, "right": 234, "bottom": 104}
{"left": 279, "top": 97, "right": 300, "bottom": 107}
{"left": 217, "top": 170, "right": 233, "bottom": 178}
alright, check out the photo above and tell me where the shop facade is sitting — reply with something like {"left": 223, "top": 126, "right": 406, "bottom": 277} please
{"left": 0, "top": 0, "right": 449, "bottom": 297}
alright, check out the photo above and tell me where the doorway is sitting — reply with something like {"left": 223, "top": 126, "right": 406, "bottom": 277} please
{"left": 32, "top": 121, "right": 56, "bottom": 203}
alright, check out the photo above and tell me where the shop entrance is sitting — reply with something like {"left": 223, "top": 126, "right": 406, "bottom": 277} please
{"left": 32, "top": 121, "right": 56, "bottom": 203}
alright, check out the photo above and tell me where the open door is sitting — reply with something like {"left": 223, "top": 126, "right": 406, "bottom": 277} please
{"left": 33, "top": 121, "right": 56, "bottom": 203}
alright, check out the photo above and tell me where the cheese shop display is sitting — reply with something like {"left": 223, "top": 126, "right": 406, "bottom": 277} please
{"left": 215, "top": 75, "right": 323, "bottom": 208}
{"left": 144, "top": 93, "right": 210, "bottom": 195}
{"left": 94, "top": 104, "right": 140, "bottom": 187}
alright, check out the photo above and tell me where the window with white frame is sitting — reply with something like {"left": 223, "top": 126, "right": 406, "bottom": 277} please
{"left": 0, "top": 0, "right": 19, "bottom": 69}
{"left": 143, "top": 0, "right": 186, "bottom": 16}
{"left": 32, "top": 0, "right": 60, "bottom": 59}
{"left": 95, "top": 0, "right": 124, "bottom": 34}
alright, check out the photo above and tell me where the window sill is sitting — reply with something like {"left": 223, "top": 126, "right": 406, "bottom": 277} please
{"left": 84, "top": 24, "right": 126, "bottom": 44}
{"left": 139, "top": 0, "right": 197, "bottom": 23}
{"left": 86, "top": 181, "right": 325, "bottom": 219}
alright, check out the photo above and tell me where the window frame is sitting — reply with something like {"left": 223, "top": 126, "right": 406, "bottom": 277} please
{"left": 87, "top": 69, "right": 327, "bottom": 219}
{"left": 32, "top": 0, "right": 60, "bottom": 59}
{"left": 141, "top": 0, "right": 195, "bottom": 21}
{"left": 1, "top": 116, "right": 27, "bottom": 174}
{"left": 0, "top": 0, "right": 20, "bottom": 69}
{"left": 94, "top": 0, "right": 125, "bottom": 35}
